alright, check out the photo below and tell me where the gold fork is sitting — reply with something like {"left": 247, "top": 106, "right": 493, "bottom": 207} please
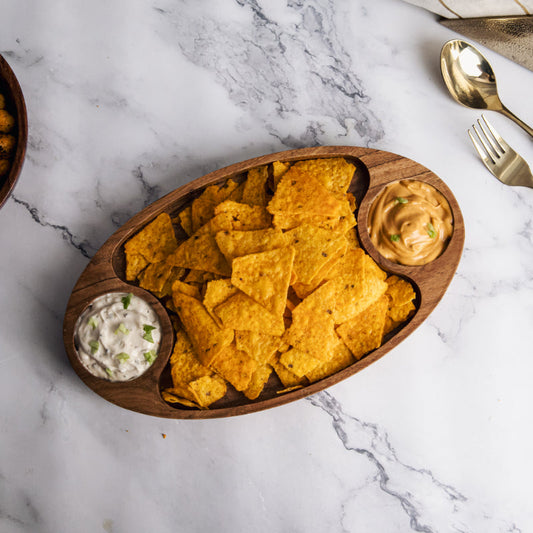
{"left": 468, "top": 114, "right": 533, "bottom": 189}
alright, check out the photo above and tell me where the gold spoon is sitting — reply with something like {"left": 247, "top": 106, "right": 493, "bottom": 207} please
{"left": 440, "top": 39, "right": 533, "bottom": 138}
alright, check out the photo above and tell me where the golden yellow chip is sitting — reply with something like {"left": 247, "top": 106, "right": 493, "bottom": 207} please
{"left": 211, "top": 343, "right": 258, "bottom": 392}
{"left": 305, "top": 339, "right": 355, "bottom": 383}
{"left": 243, "top": 365, "right": 273, "bottom": 400}
{"left": 190, "top": 184, "right": 223, "bottom": 234}
{"left": 169, "top": 329, "right": 213, "bottom": 383}
{"left": 235, "top": 330, "right": 281, "bottom": 365}
{"left": 267, "top": 167, "right": 344, "bottom": 218}
{"left": 285, "top": 224, "right": 347, "bottom": 284}
{"left": 226, "top": 246, "right": 290, "bottom": 305}
{"left": 161, "top": 389, "right": 202, "bottom": 409}
{"left": 214, "top": 200, "right": 272, "bottom": 231}
{"left": 336, "top": 295, "right": 388, "bottom": 360}
{"left": 125, "top": 251, "right": 149, "bottom": 281}
{"left": 291, "top": 158, "right": 355, "bottom": 194}
{"left": 188, "top": 375, "right": 227, "bottom": 407}
{"left": 285, "top": 308, "right": 339, "bottom": 362}
{"left": 124, "top": 213, "right": 178, "bottom": 263}
{"left": 167, "top": 231, "right": 231, "bottom": 277}
{"left": 271, "top": 356, "right": 307, "bottom": 388}
{"left": 242, "top": 165, "right": 269, "bottom": 206}
{"left": 173, "top": 291, "right": 234, "bottom": 367}
{"left": 383, "top": 275, "right": 416, "bottom": 334}
{"left": 177, "top": 206, "right": 193, "bottom": 236}
{"left": 227, "top": 181, "right": 245, "bottom": 203}
{"left": 279, "top": 348, "right": 321, "bottom": 378}
{"left": 203, "top": 279, "right": 239, "bottom": 325}
{"left": 214, "top": 291, "right": 285, "bottom": 336}
{"left": 215, "top": 228, "right": 288, "bottom": 264}
{"left": 172, "top": 279, "right": 202, "bottom": 300}
{"left": 272, "top": 161, "right": 290, "bottom": 190}
{"left": 138, "top": 260, "right": 175, "bottom": 294}
{"left": 231, "top": 247, "right": 295, "bottom": 316}
{"left": 153, "top": 266, "right": 186, "bottom": 298}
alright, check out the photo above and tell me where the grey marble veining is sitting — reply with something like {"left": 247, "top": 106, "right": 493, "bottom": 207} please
{"left": 1, "top": 0, "right": 533, "bottom": 531}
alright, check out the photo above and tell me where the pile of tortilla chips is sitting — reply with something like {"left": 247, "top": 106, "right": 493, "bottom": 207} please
{"left": 124, "top": 158, "right": 416, "bottom": 409}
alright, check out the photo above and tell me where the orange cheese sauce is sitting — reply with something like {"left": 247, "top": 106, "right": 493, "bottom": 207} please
{"left": 368, "top": 180, "right": 453, "bottom": 266}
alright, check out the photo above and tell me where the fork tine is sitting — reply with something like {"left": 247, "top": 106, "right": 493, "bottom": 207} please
{"left": 481, "top": 114, "right": 509, "bottom": 152}
{"left": 471, "top": 123, "right": 497, "bottom": 164}
{"left": 478, "top": 116, "right": 504, "bottom": 157}
{"left": 468, "top": 128, "right": 495, "bottom": 168}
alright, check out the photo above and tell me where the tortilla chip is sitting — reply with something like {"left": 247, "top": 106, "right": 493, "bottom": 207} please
{"left": 336, "top": 295, "right": 388, "bottom": 360}
{"left": 211, "top": 343, "right": 258, "bottom": 391}
{"left": 272, "top": 161, "right": 290, "bottom": 190}
{"left": 177, "top": 206, "right": 193, "bottom": 236}
{"left": 383, "top": 275, "right": 416, "bottom": 334}
{"left": 214, "top": 291, "right": 285, "bottom": 336}
{"left": 279, "top": 348, "right": 321, "bottom": 378}
{"left": 271, "top": 356, "right": 307, "bottom": 388}
{"left": 172, "top": 279, "right": 202, "bottom": 300}
{"left": 214, "top": 201, "right": 272, "bottom": 231}
{"left": 291, "top": 158, "right": 356, "bottom": 194}
{"left": 243, "top": 365, "right": 273, "bottom": 400}
{"left": 305, "top": 339, "right": 355, "bottom": 382}
{"left": 242, "top": 165, "right": 269, "bottom": 206}
{"left": 267, "top": 167, "right": 344, "bottom": 218}
{"left": 138, "top": 260, "right": 175, "bottom": 294}
{"left": 173, "top": 291, "right": 234, "bottom": 366}
{"left": 203, "top": 279, "right": 239, "bottom": 325}
{"left": 125, "top": 251, "right": 149, "bottom": 281}
{"left": 124, "top": 213, "right": 178, "bottom": 263}
{"left": 215, "top": 228, "right": 288, "bottom": 264}
{"left": 235, "top": 330, "right": 281, "bottom": 365}
{"left": 161, "top": 389, "right": 202, "bottom": 409}
{"left": 285, "top": 224, "right": 347, "bottom": 284}
{"left": 167, "top": 231, "right": 231, "bottom": 276}
{"left": 188, "top": 375, "right": 227, "bottom": 407}
{"left": 231, "top": 247, "right": 295, "bottom": 316}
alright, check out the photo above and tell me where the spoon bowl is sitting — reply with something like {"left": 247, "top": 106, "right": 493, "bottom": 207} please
{"left": 440, "top": 39, "right": 533, "bottom": 138}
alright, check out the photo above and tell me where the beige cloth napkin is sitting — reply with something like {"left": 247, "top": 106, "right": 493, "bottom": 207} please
{"left": 404, "top": 0, "right": 533, "bottom": 18}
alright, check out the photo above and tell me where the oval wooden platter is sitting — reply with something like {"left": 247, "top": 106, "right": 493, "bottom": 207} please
{"left": 63, "top": 146, "right": 464, "bottom": 419}
{"left": 0, "top": 54, "right": 28, "bottom": 210}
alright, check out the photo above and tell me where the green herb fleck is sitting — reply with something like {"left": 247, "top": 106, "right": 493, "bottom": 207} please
{"left": 116, "top": 352, "right": 130, "bottom": 363}
{"left": 143, "top": 325, "right": 156, "bottom": 343}
{"left": 395, "top": 197, "right": 408, "bottom": 204}
{"left": 105, "top": 367, "right": 113, "bottom": 377}
{"left": 427, "top": 223, "right": 437, "bottom": 239}
{"left": 88, "top": 316, "right": 98, "bottom": 330}
{"left": 89, "top": 340, "right": 99, "bottom": 354}
{"left": 122, "top": 293, "right": 133, "bottom": 309}
{"left": 115, "top": 323, "right": 130, "bottom": 335}
{"left": 144, "top": 350, "right": 157, "bottom": 364}
{"left": 390, "top": 234, "right": 400, "bottom": 242}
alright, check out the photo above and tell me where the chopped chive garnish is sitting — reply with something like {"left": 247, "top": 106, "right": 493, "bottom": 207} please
{"left": 115, "top": 323, "right": 130, "bottom": 335}
{"left": 88, "top": 316, "right": 98, "bottom": 330}
{"left": 116, "top": 352, "right": 130, "bottom": 362}
{"left": 89, "top": 340, "right": 99, "bottom": 354}
{"left": 427, "top": 223, "right": 437, "bottom": 239}
{"left": 143, "top": 325, "right": 156, "bottom": 343}
{"left": 390, "top": 234, "right": 400, "bottom": 242}
{"left": 122, "top": 293, "right": 133, "bottom": 309}
{"left": 144, "top": 350, "right": 156, "bottom": 364}
{"left": 395, "top": 197, "right": 408, "bottom": 204}
{"left": 105, "top": 367, "right": 113, "bottom": 377}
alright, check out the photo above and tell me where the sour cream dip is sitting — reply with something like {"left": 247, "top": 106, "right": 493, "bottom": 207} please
{"left": 74, "top": 292, "right": 161, "bottom": 381}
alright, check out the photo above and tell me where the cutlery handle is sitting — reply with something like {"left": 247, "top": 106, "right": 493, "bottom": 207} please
{"left": 500, "top": 106, "right": 533, "bottom": 138}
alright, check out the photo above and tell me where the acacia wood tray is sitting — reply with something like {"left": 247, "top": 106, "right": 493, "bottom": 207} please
{"left": 0, "top": 54, "right": 28, "bottom": 210}
{"left": 63, "top": 146, "right": 465, "bottom": 419}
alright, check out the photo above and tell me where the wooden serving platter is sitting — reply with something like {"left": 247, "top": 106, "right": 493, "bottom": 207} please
{"left": 63, "top": 146, "right": 464, "bottom": 419}
{"left": 0, "top": 54, "right": 28, "bottom": 210}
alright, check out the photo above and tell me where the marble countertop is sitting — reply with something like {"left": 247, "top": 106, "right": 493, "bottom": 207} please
{"left": 1, "top": 1, "right": 532, "bottom": 531}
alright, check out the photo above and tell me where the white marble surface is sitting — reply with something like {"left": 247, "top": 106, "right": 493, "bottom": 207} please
{"left": 1, "top": 1, "right": 532, "bottom": 531}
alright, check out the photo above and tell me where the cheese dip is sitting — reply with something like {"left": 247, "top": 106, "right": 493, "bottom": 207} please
{"left": 74, "top": 292, "right": 161, "bottom": 381}
{"left": 368, "top": 180, "right": 453, "bottom": 266}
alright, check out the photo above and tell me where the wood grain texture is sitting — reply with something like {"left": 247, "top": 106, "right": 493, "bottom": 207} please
{"left": 0, "top": 54, "right": 28, "bottom": 209}
{"left": 63, "top": 146, "right": 465, "bottom": 419}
